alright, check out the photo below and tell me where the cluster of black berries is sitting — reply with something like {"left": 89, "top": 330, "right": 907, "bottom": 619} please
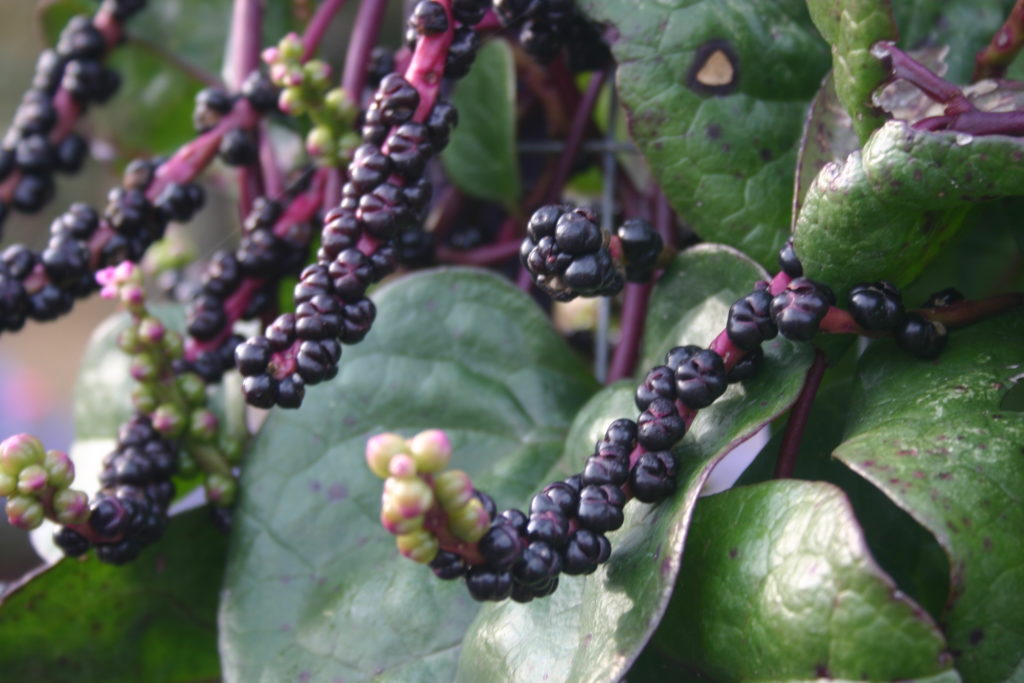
{"left": 493, "top": 0, "right": 611, "bottom": 70}
{"left": 182, "top": 194, "right": 313, "bottom": 383}
{"left": 768, "top": 239, "right": 947, "bottom": 358}
{"left": 520, "top": 205, "right": 625, "bottom": 301}
{"left": 236, "top": 11, "right": 481, "bottom": 409}
{"left": 0, "top": 6, "right": 145, "bottom": 225}
{"left": 53, "top": 413, "right": 177, "bottom": 565}
{"left": 0, "top": 160, "right": 204, "bottom": 334}
{"left": 191, "top": 75, "right": 279, "bottom": 166}
{"left": 402, "top": 0, "right": 487, "bottom": 78}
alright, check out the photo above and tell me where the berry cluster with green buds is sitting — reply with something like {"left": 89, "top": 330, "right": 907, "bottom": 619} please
{"left": 98, "top": 262, "right": 240, "bottom": 507}
{"left": 262, "top": 33, "right": 360, "bottom": 166}
{"left": 366, "top": 429, "right": 491, "bottom": 565}
{"left": 1, "top": 434, "right": 89, "bottom": 530}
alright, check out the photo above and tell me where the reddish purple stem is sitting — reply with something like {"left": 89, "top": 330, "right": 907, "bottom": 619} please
{"left": 773, "top": 349, "right": 827, "bottom": 479}
{"left": 302, "top": 0, "right": 350, "bottom": 61}
{"left": 546, "top": 70, "right": 608, "bottom": 203}
{"left": 607, "top": 282, "right": 651, "bottom": 382}
{"left": 342, "top": 0, "right": 391, "bottom": 102}
{"left": 231, "top": 0, "right": 266, "bottom": 213}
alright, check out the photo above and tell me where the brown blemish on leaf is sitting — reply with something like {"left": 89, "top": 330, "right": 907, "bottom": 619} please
{"left": 983, "top": 537, "right": 992, "bottom": 550}
{"left": 969, "top": 628, "right": 985, "bottom": 645}
{"left": 685, "top": 40, "right": 740, "bottom": 96}
{"left": 937, "top": 472, "right": 953, "bottom": 480}
{"left": 729, "top": 547, "right": 738, "bottom": 559}
{"left": 706, "top": 123, "right": 721, "bottom": 139}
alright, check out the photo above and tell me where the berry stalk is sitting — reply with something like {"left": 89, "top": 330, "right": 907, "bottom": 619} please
{"left": 973, "top": 0, "right": 1024, "bottom": 81}
{"left": 773, "top": 349, "right": 827, "bottom": 479}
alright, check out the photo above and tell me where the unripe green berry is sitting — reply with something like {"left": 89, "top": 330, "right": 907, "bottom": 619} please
{"left": 177, "top": 372, "right": 207, "bottom": 406}
{"left": 383, "top": 476, "right": 433, "bottom": 519}
{"left": 6, "top": 495, "right": 44, "bottom": 530}
{"left": 131, "top": 383, "right": 159, "bottom": 413}
{"left": 138, "top": 316, "right": 166, "bottom": 345}
{"left": 152, "top": 404, "right": 186, "bottom": 438}
{"left": 161, "top": 330, "right": 184, "bottom": 360}
{"left": 408, "top": 429, "right": 452, "bottom": 473}
{"left": 305, "top": 126, "right": 337, "bottom": 160}
{"left": 53, "top": 489, "right": 90, "bottom": 525}
{"left": 278, "top": 32, "right": 303, "bottom": 62}
{"left": 278, "top": 87, "right": 306, "bottom": 116}
{"left": 130, "top": 354, "right": 159, "bottom": 383}
{"left": 388, "top": 453, "right": 417, "bottom": 478}
{"left": 303, "top": 60, "right": 332, "bottom": 89}
{"left": 447, "top": 498, "right": 489, "bottom": 543}
{"left": 396, "top": 530, "right": 439, "bottom": 564}
{"left": 325, "top": 88, "right": 357, "bottom": 123}
{"left": 43, "top": 450, "right": 75, "bottom": 489}
{"left": 433, "top": 470, "right": 474, "bottom": 512}
{"left": 17, "top": 464, "right": 48, "bottom": 494}
{"left": 0, "top": 472, "right": 15, "bottom": 497}
{"left": 365, "top": 432, "right": 408, "bottom": 479}
{"left": 117, "top": 326, "right": 143, "bottom": 353}
{"left": 380, "top": 500, "right": 424, "bottom": 535}
{"left": 189, "top": 409, "right": 219, "bottom": 442}
{"left": 0, "top": 434, "right": 45, "bottom": 475}
{"left": 205, "top": 473, "right": 237, "bottom": 507}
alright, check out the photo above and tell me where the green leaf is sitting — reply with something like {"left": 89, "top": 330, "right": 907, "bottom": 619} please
{"left": 793, "top": 73, "right": 860, "bottom": 226}
{"left": 807, "top": 0, "right": 897, "bottom": 142}
{"left": 634, "top": 480, "right": 954, "bottom": 680}
{"left": 455, "top": 246, "right": 814, "bottom": 682}
{"left": 835, "top": 311, "right": 1024, "bottom": 682}
{"left": 793, "top": 121, "right": 1024, "bottom": 297}
{"left": 219, "top": 268, "right": 598, "bottom": 681}
{"left": 442, "top": 40, "right": 520, "bottom": 210}
{"left": 578, "top": 0, "right": 830, "bottom": 267}
{"left": 0, "top": 508, "right": 225, "bottom": 682}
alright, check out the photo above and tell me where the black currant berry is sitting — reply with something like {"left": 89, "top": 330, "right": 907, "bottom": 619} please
{"left": 896, "top": 314, "right": 948, "bottom": 360}
{"left": 770, "top": 277, "right": 834, "bottom": 342}
{"left": 672, "top": 346, "right": 727, "bottom": 409}
{"left": 637, "top": 397, "right": 686, "bottom": 450}
{"left": 848, "top": 281, "right": 904, "bottom": 331}
{"left": 727, "top": 289, "right": 777, "bottom": 351}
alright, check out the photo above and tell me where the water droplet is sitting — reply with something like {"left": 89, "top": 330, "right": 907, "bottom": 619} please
{"left": 956, "top": 133, "right": 974, "bottom": 146}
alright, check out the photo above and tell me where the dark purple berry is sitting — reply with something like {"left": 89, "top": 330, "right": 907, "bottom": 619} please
{"left": 630, "top": 451, "right": 678, "bottom": 503}
{"left": 770, "top": 277, "right": 834, "bottom": 342}
{"left": 673, "top": 346, "right": 727, "bottom": 409}
{"left": 896, "top": 314, "right": 948, "bottom": 360}
{"left": 637, "top": 397, "right": 686, "bottom": 451}
{"left": 576, "top": 484, "right": 626, "bottom": 533}
{"left": 561, "top": 528, "right": 611, "bottom": 575}
{"left": 465, "top": 567, "right": 513, "bottom": 601}
{"left": 778, "top": 238, "right": 802, "bottom": 277}
{"left": 848, "top": 281, "right": 904, "bottom": 331}
{"left": 727, "top": 289, "right": 778, "bottom": 351}
{"left": 635, "top": 365, "right": 677, "bottom": 411}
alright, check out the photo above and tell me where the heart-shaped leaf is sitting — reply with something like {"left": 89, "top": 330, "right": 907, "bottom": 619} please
{"left": 835, "top": 311, "right": 1024, "bottom": 681}
{"left": 455, "top": 246, "right": 814, "bottom": 682}
{"left": 633, "top": 480, "right": 954, "bottom": 680}
{"left": 442, "top": 39, "right": 520, "bottom": 211}
{"left": 578, "top": 0, "right": 830, "bottom": 268}
{"left": 0, "top": 508, "right": 225, "bottom": 682}
{"left": 794, "top": 121, "right": 1024, "bottom": 297}
{"left": 218, "top": 268, "right": 598, "bottom": 681}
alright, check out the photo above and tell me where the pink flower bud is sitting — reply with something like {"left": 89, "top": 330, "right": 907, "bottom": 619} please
{"left": 396, "top": 530, "right": 439, "bottom": 564}
{"left": 365, "top": 432, "right": 408, "bottom": 479}
{"left": 433, "top": 470, "right": 474, "bottom": 511}
{"left": 0, "top": 434, "right": 45, "bottom": 475}
{"left": 383, "top": 476, "right": 433, "bottom": 519}
{"left": 408, "top": 429, "right": 452, "bottom": 473}
{"left": 54, "top": 489, "right": 90, "bottom": 525}
{"left": 17, "top": 464, "right": 48, "bottom": 494}
{"left": 388, "top": 453, "right": 417, "bottom": 478}
{"left": 6, "top": 496, "right": 44, "bottom": 530}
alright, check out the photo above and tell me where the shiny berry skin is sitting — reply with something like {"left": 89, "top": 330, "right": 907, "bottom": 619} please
{"left": 409, "top": 1, "right": 449, "bottom": 36}
{"left": 512, "top": 541, "right": 562, "bottom": 586}
{"left": 555, "top": 210, "right": 601, "bottom": 255}
{"left": 896, "top": 314, "right": 948, "bottom": 360}
{"left": 376, "top": 74, "right": 419, "bottom": 126}
{"left": 479, "top": 520, "right": 523, "bottom": 571}
{"left": 848, "top": 281, "right": 904, "bottom": 331}
{"left": 219, "top": 128, "right": 257, "bottom": 166}
{"left": 465, "top": 567, "right": 513, "bottom": 601}
{"left": 603, "top": 418, "right": 638, "bottom": 448}
{"left": 445, "top": 27, "right": 480, "bottom": 78}
{"left": 242, "top": 374, "right": 278, "bottom": 408}
{"left": 727, "top": 289, "right": 777, "bottom": 351}
{"left": 581, "top": 452, "right": 629, "bottom": 487}
{"left": 54, "top": 527, "right": 91, "bottom": 557}
{"left": 770, "top": 277, "right": 834, "bottom": 342}
{"left": 276, "top": 374, "right": 306, "bottom": 409}
{"left": 576, "top": 484, "right": 626, "bottom": 533}
{"left": 429, "top": 550, "right": 467, "bottom": 580}
{"left": 727, "top": 347, "right": 763, "bottom": 383}
{"left": 452, "top": 0, "right": 490, "bottom": 25}
{"left": 635, "top": 365, "right": 676, "bottom": 411}
{"left": 526, "top": 509, "right": 569, "bottom": 547}
{"left": 630, "top": 451, "right": 678, "bottom": 503}
{"left": 637, "top": 397, "right": 686, "bottom": 451}
{"left": 672, "top": 346, "right": 727, "bottom": 409}
{"left": 532, "top": 481, "right": 578, "bottom": 517}
{"left": 778, "top": 238, "right": 803, "bottom": 277}
{"left": 561, "top": 528, "right": 611, "bottom": 575}
{"left": 349, "top": 144, "right": 391, "bottom": 193}
{"left": 616, "top": 218, "right": 663, "bottom": 282}
{"left": 922, "top": 288, "right": 964, "bottom": 308}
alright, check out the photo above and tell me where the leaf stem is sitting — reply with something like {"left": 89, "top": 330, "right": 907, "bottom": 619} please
{"left": 773, "top": 349, "right": 826, "bottom": 479}
{"left": 973, "top": 0, "right": 1024, "bottom": 81}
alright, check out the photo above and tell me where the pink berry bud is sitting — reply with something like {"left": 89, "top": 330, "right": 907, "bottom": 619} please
{"left": 448, "top": 498, "right": 490, "bottom": 543}
{"left": 189, "top": 409, "right": 219, "bottom": 442}
{"left": 396, "top": 530, "right": 439, "bottom": 564}
{"left": 433, "top": 470, "right": 474, "bottom": 511}
{"left": 261, "top": 46, "right": 280, "bottom": 64}
{"left": 152, "top": 404, "right": 185, "bottom": 438}
{"left": 120, "top": 282, "right": 146, "bottom": 308}
{"left": 408, "top": 429, "right": 452, "bottom": 473}
{"left": 0, "top": 434, "right": 45, "bottom": 475}
{"left": 6, "top": 496, "right": 44, "bottom": 530}
{"left": 380, "top": 502, "right": 424, "bottom": 535}
{"left": 0, "top": 472, "right": 15, "bottom": 497}
{"left": 44, "top": 450, "right": 75, "bottom": 488}
{"left": 205, "top": 473, "right": 237, "bottom": 507}
{"left": 365, "top": 432, "right": 408, "bottom": 479}
{"left": 53, "top": 489, "right": 90, "bottom": 525}
{"left": 383, "top": 476, "right": 433, "bottom": 519}
{"left": 138, "top": 316, "right": 166, "bottom": 344}
{"left": 388, "top": 453, "right": 417, "bottom": 478}
{"left": 16, "top": 464, "right": 48, "bottom": 494}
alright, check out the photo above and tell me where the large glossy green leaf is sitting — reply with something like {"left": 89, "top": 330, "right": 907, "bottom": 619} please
{"left": 793, "top": 121, "right": 1024, "bottom": 297}
{"left": 455, "top": 246, "right": 813, "bottom": 682}
{"left": 807, "top": 0, "right": 896, "bottom": 142}
{"left": 578, "top": 0, "right": 829, "bottom": 268}
{"left": 0, "top": 508, "right": 225, "bottom": 682}
{"left": 441, "top": 40, "right": 520, "bottom": 211}
{"left": 219, "top": 269, "right": 598, "bottom": 682}
{"left": 836, "top": 312, "right": 1024, "bottom": 682}
{"left": 634, "top": 480, "right": 954, "bottom": 681}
